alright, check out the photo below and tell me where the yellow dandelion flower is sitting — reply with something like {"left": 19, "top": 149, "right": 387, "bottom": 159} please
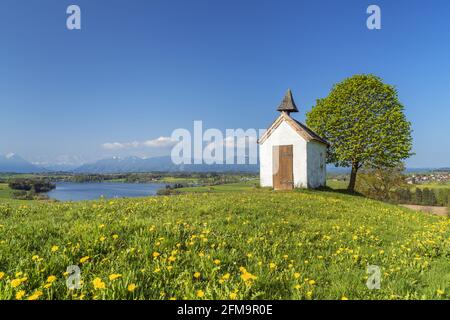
{"left": 240, "top": 271, "right": 257, "bottom": 282}
{"left": 196, "top": 290, "right": 205, "bottom": 298}
{"left": 32, "top": 255, "right": 39, "bottom": 261}
{"left": 10, "top": 277, "right": 27, "bottom": 288}
{"left": 15, "top": 290, "right": 26, "bottom": 300}
{"left": 79, "top": 256, "right": 90, "bottom": 264}
{"left": 112, "top": 234, "right": 119, "bottom": 239}
{"left": 27, "top": 290, "right": 43, "bottom": 300}
{"left": 294, "top": 284, "right": 301, "bottom": 289}
{"left": 168, "top": 256, "right": 176, "bottom": 262}
{"left": 92, "top": 277, "right": 106, "bottom": 290}
{"left": 294, "top": 272, "right": 300, "bottom": 279}
{"left": 222, "top": 273, "right": 230, "bottom": 280}
{"left": 194, "top": 272, "right": 201, "bottom": 279}
{"left": 269, "top": 262, "right": 276, "bottom": 269}
{"left": 229, "top": 292, "right": 237, "bottom": 299}
{"left": 47, "top": 275, "right": 57, "bottom": 283}
{"left": 51, "top": 246, "right": 59, "bottom": 252}
{"left": 213, "top": 259, "right": 221, "bottom": 265}
{"left": 109, "top": 274, "right": 122, "bottom": 281}
{"left": 437, "top": 289, "right": 444, "bottom": 295}
{"left": 0, "top": 272, "right": 4, "bottom": 280}
{"left": 152, "top": 252, "right": 160, "bottom": 258}
{"left": 99, "top": 236, "right": 106, "bottom": 242}
{"left": 308, "top": 280, "right": 316, "bottom": 285}
{"left": 127, "top": 283, "right": 137, "bottom": 292}
{"left": 341, "top": 296, "right": 349, "bottom": 300}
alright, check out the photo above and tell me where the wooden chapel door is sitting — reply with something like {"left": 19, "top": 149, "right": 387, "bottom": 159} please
{"left": 273, "top": 145, "right": 293, "bottom": 190}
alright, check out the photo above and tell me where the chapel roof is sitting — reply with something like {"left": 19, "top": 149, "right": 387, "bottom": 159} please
{"left": 277, "top": 89, "right": 299, "bottom": 113}
{"left": 258, "top": 91, "right": 329, "bottom": 146}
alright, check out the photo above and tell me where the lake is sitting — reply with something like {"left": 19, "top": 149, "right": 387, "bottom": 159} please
{"left": 47, "top": 182, "right": 166, "bottom": 201}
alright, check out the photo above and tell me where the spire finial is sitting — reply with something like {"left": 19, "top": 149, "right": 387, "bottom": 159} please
{"left": 277, "top": 89, "right": 298, "bottom": 114}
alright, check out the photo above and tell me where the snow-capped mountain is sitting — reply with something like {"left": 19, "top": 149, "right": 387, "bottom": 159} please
{"left": 0, "top": 153, "right": 46, "bottom": 173}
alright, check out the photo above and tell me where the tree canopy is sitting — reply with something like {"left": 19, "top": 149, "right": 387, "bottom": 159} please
{"left": 306, "top": 74, "right": 413, "bottom": 191}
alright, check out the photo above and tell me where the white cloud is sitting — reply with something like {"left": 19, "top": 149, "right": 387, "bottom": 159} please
{"left": 102, "top": 136, "right": 177, "bottom": 150}
{"left": 142, "top": 136, "right": 178, "bottom": 148}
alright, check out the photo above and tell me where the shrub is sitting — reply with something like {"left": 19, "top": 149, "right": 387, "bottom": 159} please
{"left": 356, "top": 164, "right": 406, "bottom": 202}
{"left": 11, "top": 190, "right": 35, "bottom": 200}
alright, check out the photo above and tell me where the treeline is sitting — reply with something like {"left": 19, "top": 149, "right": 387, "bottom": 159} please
{"left": 8, "top": 179, "right": 56, "bottom": 200}
{"left": 392, "top": 188, "right": 449, "bottom": 206}
{"left": 125, "top": 172, "right": 255, "bottom": 184}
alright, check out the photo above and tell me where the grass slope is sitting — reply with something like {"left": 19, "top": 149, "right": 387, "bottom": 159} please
{"left": 0, "top": 189, "right": 449, "bottom": 300}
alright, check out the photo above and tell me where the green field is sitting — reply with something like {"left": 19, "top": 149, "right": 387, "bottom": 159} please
{"left": 178, "top": 179, "right": 345, "bottom": 193}
{"left": 0, "top": 183, "right": 20, "bottom": 204}
{"left": 415, "top": 182, "right": 450, "bottom": 190}
{"left": 0, "top": 186, "right": 449, "bottom": 300}
{"left": 0, "top": 184, "right": 11, "bottom": 199}
{"left": 325, "top": 179, "right": 348, "bottom": 190}
{"left": 178, "top": 180, "right": 259, "bottom": 193}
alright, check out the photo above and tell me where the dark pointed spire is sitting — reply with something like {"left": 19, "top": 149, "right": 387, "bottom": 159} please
{"left": 277, "top": 89, "right": 298, "bottom": 114}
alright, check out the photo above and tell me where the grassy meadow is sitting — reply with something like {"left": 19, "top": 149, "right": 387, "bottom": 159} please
{"left": 0, "top": 185, "right": 449, "bottom": 300}
{"left": 415, "top": 182, "right": 450, "bottom": 190}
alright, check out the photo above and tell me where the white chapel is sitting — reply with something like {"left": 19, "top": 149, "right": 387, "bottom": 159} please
{"left": 258, "top": 89, "right": 329, "bottom": 190}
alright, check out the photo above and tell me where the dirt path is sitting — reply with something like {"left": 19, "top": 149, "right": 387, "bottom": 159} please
{"left": 400, "top": 204, "right": 448, "bottom": 216}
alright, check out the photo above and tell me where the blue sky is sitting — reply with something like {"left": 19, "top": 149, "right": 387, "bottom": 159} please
{"left": 1, "top": 0, "right": 449, "bottom": 167}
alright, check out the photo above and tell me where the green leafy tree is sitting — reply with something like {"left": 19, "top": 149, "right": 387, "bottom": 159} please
{"left": 306, "top": 74, "right": 413, "bottom": 192}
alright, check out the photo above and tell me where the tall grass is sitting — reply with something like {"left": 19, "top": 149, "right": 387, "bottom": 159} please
{"left": 0, "top": 190, "right": 449, "bottom": 300}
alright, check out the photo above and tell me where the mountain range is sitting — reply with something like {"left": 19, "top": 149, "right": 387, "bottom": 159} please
{"left": 0, "top": 154, "right": 259, "bottom": 174}
{"left": 0, "top": 153, "right": 445, "bottom": 174}
{"left": 73, "top": 156, "right": 259, "bottom": 173}
{"left": 0, "top": 153, "right": 46, "bottom": 173}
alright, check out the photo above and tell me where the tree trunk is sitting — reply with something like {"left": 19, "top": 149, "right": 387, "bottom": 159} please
{"left": 347, "top": 162, "right": 359, "bottom": 193}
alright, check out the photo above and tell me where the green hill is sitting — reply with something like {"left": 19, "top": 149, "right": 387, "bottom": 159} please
{"left": 0, "top": 189, "right": 449, "bottom": 300}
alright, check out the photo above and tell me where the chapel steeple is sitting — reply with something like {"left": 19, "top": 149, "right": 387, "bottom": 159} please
{"left": 276, "top": 89, "right": 299, "bottom": 115}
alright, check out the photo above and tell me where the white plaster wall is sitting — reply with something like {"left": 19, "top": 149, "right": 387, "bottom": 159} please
{"left": 259, "top": 121, "right": 308, "bottom": 188}
{"left": 306, "top": 141, "right": 327, "bottom": 188}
